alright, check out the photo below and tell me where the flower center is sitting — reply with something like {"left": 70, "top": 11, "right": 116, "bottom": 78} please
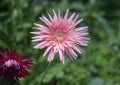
{"left": 54, "top": 30, "right": 64, "bottom": 42}
{"left": 3, "top": 59, "right": 20, "bottom": 71}
{"left": 56, "top": 33, "right": 63, "bottom": 41}
{"left": 5, "top": 59, "right": 19, "bottom": 67}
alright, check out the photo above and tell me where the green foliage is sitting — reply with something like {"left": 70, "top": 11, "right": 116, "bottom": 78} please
{"left": 0, "top": 0, "right": 120, "bottom": 85}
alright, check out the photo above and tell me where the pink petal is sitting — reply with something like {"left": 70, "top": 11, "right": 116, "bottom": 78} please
{"left": 48, "top": 49, "right": 55, "bottom": 62}
{"left": 47, "top": 12, "right": 53, "bottom": 22}
{"left": 58, "top": 9, "right": 61, "bottom": 20}
{"left": 40, "top": 16, "right": 52, "bottom": 26}
{"left": 34, "top": 23, "right": 46, "bottom": 28}
{"left": 74, "top": 19, "right": 83, "bottom": 27}
{"left": 73, "top": 14, "right": 79, "bottom": 23}
{"left": 72, "top": 44, "right": 83, "bottom": 54}
{"left": 32, "top": 36, "right": 42, "bottom": 39}
{"left": 67, "top": 48, "right": 78, "bottom": 59}
{"left": 58, "top": 49, "right": 65, "bottom": 64}
{"left": 52, "top": 9, "right": 58, "bottom": 21}
{"left": 34, "top": 41, "right": 48, "bottom": 49}
{"left": 77, "top": 40, "right": 88, "bottom": 46}
{"left": 75, "top": 26, "right": 88, "bottom": 32}
{"left": 43, "top": 46, "right": 52, "bottom": 57}
{"left": 64, "top": 9, "right": 69, "bottom": 20}
{"left": 68, "top": 13, "right": 76, "bottom": 21}
{"left": 30, "top": 32, "right": 41, "bottom": 34}
{"left": 32, "top": 38, "right": 42, "bottom": 42}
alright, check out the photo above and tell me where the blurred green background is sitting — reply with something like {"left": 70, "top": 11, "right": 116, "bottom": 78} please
{"left": 0, "top": 0, "right": 120, "bottom": 85}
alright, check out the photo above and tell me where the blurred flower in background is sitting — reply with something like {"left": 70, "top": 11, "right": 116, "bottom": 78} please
{"left": 31, "top": 9, "right": 89, "bottom": 63}
{"left": 0, "top": 49, "right": 33, "bottom": 81}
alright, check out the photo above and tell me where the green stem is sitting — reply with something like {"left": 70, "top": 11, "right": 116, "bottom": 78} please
{"left": 39, "top": 62, "right": 51, "bottom": 85}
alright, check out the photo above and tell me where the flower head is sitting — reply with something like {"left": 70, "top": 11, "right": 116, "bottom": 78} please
{"left": 31, "top": 9, "right": 89, "bottom": 63}
{"left": 0, "top": 49, "right": 33, "bottom": 81}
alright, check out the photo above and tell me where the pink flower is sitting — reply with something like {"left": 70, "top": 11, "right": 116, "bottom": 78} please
{"left": 0, "top": 49, "right": 33, "bottom": 81}
{"left": 31, "top": 9, "right": 89, "bottom": 63}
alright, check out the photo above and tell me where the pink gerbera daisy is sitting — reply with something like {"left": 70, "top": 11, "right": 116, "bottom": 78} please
{"left": 0, "top": 49, "right": 33, "bottom": 81}
{"left": 31, "top": 9, "right": 89, "bottom": 63}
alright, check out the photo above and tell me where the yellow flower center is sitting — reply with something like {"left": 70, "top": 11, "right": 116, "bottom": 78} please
{"left": 54, "top": 30, "right": 64, "bottom": 42}
{"left": 56, "top": 33, "right": 63, "bottom": 41}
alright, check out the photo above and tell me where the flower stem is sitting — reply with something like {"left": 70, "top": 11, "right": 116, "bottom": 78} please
{"left": 39, "top": 62, "right": 51, "bottom": 85}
